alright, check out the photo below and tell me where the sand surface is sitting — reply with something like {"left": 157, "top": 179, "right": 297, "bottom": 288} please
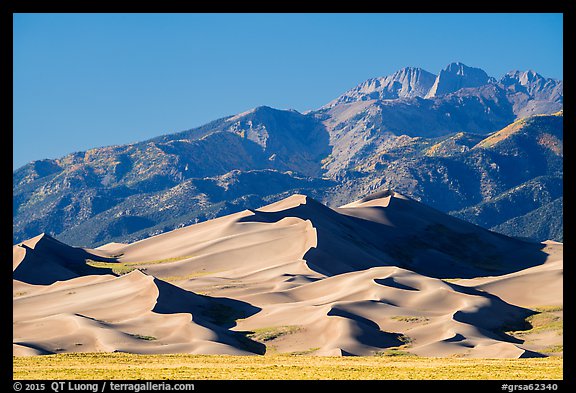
{"left": 13, "top": 192, "right": 562, "bottom": 358}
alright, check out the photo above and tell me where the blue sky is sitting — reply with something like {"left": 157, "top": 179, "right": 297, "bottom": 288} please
{"left": 13, "top": 13, "right": 563, "bottom": 169}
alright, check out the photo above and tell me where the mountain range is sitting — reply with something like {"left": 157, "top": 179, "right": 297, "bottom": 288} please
{"left": 13, "top": 62, "right": 563, "bottom": 247}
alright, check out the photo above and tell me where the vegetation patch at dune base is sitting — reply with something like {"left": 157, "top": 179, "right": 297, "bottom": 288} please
{"left": 507, "top": 306, "right": 563, "bottom": 337}
{"left": 391, "top": 316, "right": 430, "bottom": 323}
{"left": 85, "top": 255, "right": 196, "bottom": 275}
{"left": 247, "top": 325, "right": 301, "bottom": 343}
{"left": 13, "top": 353, "right": 562, "bottom": 380}
{"left": 127, "top": 334, "right": 157, "bottom": 341}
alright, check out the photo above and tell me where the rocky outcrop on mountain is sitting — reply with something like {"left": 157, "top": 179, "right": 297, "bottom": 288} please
{"left": 501, "top": 70, "right": 563, "bottom": 101}
{"left": 500, "top": 70, "right": 563, "bottom": 118}
{"left": 323, "top": 67, "right": 436, "bottom": 107}
{"left": 425, "top": 62, "right": 492, "bottom": 98}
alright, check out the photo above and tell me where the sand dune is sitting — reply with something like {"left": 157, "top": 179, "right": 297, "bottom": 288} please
{"left": 230, "top": 266, "right": 536, "bottom": 357}
{"left": 14, "top": 271, "right": 262, "bottom": 356}
{"left": 455, "top": 247, "right": 563, "bottom": 308}
{"left": 13, "top": 192, "right": 562, "bottom": 358}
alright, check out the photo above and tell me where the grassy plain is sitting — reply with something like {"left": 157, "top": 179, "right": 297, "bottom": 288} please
{"left": 13, "top": 353, "right": 562, "bottom": 380}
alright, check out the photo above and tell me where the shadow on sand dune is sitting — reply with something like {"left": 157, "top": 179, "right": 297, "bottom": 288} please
{"left": 13, "top": 234, "right": 119, "bottom": 285}
{"left": 238, "top": 193, "right": 549, "bottom": 279}
{"left": 152, "top": 278, "right": 266, "bottom": 354}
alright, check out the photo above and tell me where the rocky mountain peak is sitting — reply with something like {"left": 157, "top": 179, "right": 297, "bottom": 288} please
{"left": 388, "top": 66, "right": 437, "bottom": 98}
{"left": 499, "top": 70, "right": 562, "bottom": 103}
{"left": 501, "top": 70, "right": 544, "bottom": 86}
{"left": 425, "top": 62, "right": 491, "bottom": 98}
{"left": 322, "top": 66, "right": 436, "bottom": 108}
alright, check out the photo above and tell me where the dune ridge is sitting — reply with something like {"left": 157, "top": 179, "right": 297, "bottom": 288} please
{"left": 13, "top": 192, "right": 562, "bottom": 358}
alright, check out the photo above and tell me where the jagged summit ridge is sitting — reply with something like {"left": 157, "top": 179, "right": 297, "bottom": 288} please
{"left": 324, "top": 66, "right": 436, "bottom": 107}
{"left": 323, "top": 61, "right": 561, "bottom": 109}
{"left": 500, "top": 70, "right": 563, "bottom": 101}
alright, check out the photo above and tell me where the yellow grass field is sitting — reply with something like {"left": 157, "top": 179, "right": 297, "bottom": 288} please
{"left": 13, "top": 353, "right": 563, "bottom": 380}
